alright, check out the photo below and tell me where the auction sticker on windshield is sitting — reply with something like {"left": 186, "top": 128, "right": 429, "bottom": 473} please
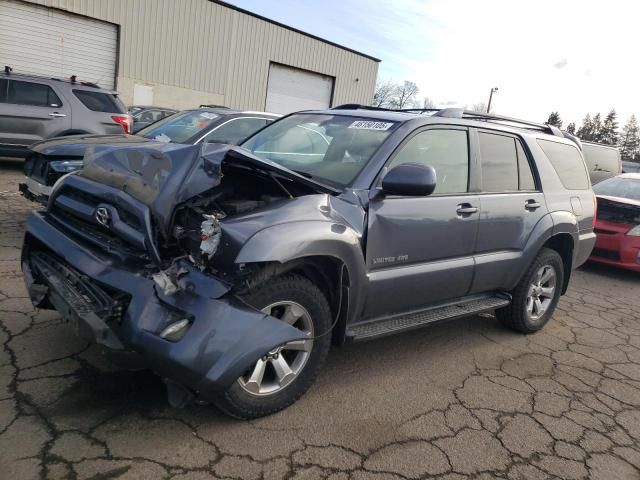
{"left": 348, "top": 121, "right": 395, "bottom": 130}
{"left": 200, "top": 112, "right": 218, "bottom": 120}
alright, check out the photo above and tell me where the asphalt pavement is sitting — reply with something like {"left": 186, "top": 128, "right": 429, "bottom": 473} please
{"left": 0, "top": 159, "right": 639, "bottom": 479}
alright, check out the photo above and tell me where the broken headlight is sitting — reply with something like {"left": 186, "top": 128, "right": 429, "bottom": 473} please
{"left": 199, "top": 214, "right": 222, "bottom": 259}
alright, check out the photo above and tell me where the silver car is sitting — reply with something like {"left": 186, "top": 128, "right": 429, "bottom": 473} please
{"left": 0, "top": 68, "right": 130, "bottom": 158}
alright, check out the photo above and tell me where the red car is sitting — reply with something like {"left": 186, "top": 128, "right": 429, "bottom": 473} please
{"left": 590, "top": 173, "right": 640, "bottom": 272}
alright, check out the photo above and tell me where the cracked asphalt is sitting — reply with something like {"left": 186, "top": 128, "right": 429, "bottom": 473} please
{"left": 0, "top": 159, "right": 639, "bottom": 480}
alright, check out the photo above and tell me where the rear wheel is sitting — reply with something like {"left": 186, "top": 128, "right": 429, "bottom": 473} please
{"left": 496, "top": 248, "right": 564, "bottom": 333}
{"left": 214, "top": 275, "right": 331, "bottom": 419}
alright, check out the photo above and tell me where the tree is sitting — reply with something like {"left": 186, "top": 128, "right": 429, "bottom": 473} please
{"left": 619, "top": 115, "right": 640, "bottom": 162}
{"left": 471, "top": 102, "right": 489, "bottom": 113}
{"left": 391, "top": 80, "right": 420, "bottom": 109}
{"left": 592, "top": 113, "right": 603, "bottom": 143}
{"left": 577, "top": 113, "right": 594, "bottom": 141}
{"left": 545, "top": 112, "right": 563, "bottom": 128}
{"left": 422, "top": 96, "right": 436, "bottom": 109}
{"left": 600, "top": 109, "right": 619, "bottom": 145}
{"left": 566, "top": 122, "right": 576, "bottom": 135}
{"left": 372, "top": 80, "right": 396, "bottom": 108}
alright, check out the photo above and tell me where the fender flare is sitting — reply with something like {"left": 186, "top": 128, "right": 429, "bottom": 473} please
{"left": 234, "top": 221, "right": 368, "bottom": 324}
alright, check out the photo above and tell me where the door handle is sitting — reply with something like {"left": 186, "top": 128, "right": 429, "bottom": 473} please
{"left": 456, "top": 204, "right": 478, "bottom": 215}
{"left": 525, "top": 200, "right": 541, "bottom": 210}
{"left": 48, "top": 112, "right": 66, "bottom": 117}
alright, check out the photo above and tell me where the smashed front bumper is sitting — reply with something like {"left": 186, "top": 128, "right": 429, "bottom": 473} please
{"left": 22, "top": 211, "right": 306, "bottom": 402}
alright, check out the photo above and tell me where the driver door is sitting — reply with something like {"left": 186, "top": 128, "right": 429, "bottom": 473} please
{"left": 364, "top": 126, "right": 479, "bottom": 319}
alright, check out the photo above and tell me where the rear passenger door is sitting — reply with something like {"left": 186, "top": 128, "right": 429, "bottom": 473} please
{"left": 0, "top": 79, "right": 71, "bottom": 147}
{"left": 469, "top": 129, "right": 547, "bottom": 293}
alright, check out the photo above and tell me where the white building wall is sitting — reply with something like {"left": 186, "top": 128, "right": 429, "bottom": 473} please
{"left": 17, "top": 0, "right": 379, "bottom": 110}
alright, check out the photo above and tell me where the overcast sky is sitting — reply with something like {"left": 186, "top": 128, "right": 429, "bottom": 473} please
{"left": 228, "top": 0, "right": 640, "bottom": 127}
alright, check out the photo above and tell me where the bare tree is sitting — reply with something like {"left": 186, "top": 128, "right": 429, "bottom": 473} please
{"left": 422, "top": 97, "right": 436, "bottom": 109}
{"left": 392, "top": 81, "right": 420, "bottom": 109}
{"left": 470, "top": 102, "right": 489, "bottom": 113}
{"left": 372, "top": 80, "right": 396, "bottom": 108}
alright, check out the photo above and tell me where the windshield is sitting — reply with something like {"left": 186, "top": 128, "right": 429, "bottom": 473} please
{"left": 137, "top": 110, "right": 221, "bottom": 143}
{"left": 240, "top": 113, "right": 399, "bottom": 187}
{"left": 593, "top": 176, "right": 640, "bottom": 201}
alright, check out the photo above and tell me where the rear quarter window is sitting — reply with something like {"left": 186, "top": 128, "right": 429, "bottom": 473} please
{"left": 537, "top": 139, "right": 590, "bottom": 190}
{"left": 73, "top": 89, "right": 126, "bottom": 113}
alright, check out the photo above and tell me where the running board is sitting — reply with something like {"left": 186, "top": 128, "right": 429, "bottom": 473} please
{"left": 347, "top": 295, "right": 510, "bottom": 342}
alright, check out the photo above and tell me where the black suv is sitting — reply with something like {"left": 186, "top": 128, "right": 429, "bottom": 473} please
{"left": 21, "top": 106, "right": 596, "bottom": 418}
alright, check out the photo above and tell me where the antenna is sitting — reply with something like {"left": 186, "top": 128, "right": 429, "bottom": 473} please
{"left": 4, "top": 66, "right": 12, "bottom": 75}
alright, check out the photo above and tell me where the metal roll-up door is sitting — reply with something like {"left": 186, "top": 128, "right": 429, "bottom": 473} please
{"left": 265, "top": 63, "right": 334, "bottom": 115}
{"left": 0, "top": 0, "right": 117, "bottom": 89}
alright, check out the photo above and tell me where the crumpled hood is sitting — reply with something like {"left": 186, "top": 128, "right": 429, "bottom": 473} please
{"left": 76, "top": 142, "right": 334, "bottom": 236}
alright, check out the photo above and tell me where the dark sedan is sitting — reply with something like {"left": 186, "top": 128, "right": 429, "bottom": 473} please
{"left": 20, "top": 108, "right": 279, "bottom": 203}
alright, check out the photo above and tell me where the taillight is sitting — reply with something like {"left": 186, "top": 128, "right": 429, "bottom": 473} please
{"left": 111, "top": 115, "right": 131, "bottom": 134}
{"left": 592, "top": 193, "right": 598, "bottom": 228}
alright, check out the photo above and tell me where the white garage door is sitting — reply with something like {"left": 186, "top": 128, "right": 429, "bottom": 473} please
{"left": 265, "top": 64, "right": 334, "bottom": 115}
{"left": 0, "top": 0, "right": 117, "bottom": 89}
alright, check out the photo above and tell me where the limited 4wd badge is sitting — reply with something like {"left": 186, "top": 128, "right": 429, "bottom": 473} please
{"left": 348, "top": 121, "right": 395, "bottom": 131}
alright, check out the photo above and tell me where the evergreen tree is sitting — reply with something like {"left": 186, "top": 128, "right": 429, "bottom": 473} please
{"left": 566, "top": 122, "right": 576, "bottom": 135}
{"left": 545, "top": 112, "right": 563, "bottom": 128}
{"left": 600, "top": 109, "right": 619, "bottom": 145}
{"left": 619, "top": 115, "right": 640, "bottom": 162}
{"left": 576, "top": 114, "right": 594, "bottom": 141}
{"left": 592, "top": 113, "right": 603, "bottom": 143}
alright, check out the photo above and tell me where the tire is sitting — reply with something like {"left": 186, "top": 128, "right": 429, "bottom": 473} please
{"left": 214, "top": 274, "right": 332, "bottom": 419}
{"left": 496, "top": 248, "right": 564, "bottom": 334}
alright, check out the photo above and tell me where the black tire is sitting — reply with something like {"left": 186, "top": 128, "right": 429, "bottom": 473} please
{"left": 214, "top": 274, "right": 332, "bottom": 419}
{"left": 496, "top": 248, "right": 564, "bottom": 334}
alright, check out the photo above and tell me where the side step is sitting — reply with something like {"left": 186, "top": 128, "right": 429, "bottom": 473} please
{"left": 347, "top": 295, "right": 510, "bottom": 342}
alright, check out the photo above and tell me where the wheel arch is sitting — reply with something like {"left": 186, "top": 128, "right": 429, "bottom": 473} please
{"left": 234, "top": 221, "right": 367, "bottom": 344}
{"left": 542, "top": 233, "right": 574, "bottom": 294}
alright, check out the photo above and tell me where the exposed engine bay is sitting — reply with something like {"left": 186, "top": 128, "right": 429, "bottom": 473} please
{"left": 172, "top": 164, "right": 319, "bottom": 272}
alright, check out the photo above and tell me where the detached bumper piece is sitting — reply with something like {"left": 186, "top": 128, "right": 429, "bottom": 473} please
{"left": 22, "top": 211, "right": 306, "bottom": 403}
{"left": 29, "top": 251, "right": 127, "bottom": 349}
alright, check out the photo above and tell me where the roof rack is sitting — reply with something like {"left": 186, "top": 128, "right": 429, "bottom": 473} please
{"left": 3, "top": 66, "right": 102, "bottom": 89}
{"left": 331, "top": 104, "right": 564, "bottom": 138}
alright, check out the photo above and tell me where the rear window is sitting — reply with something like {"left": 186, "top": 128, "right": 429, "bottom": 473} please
{"left": 537, "top": 139, "right": 590, "bottom": 190}
{"left": 73, "top": 89, "right": 125, "bottom": 113}
{"left": 582, "top": 144, "right": 621, "bottom": 174}
{"left": 6, "top": 80, "right": 62, "bottom": 107}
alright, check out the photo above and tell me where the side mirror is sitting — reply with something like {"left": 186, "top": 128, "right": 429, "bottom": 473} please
{"left": 381, "top": 163, "right": 437, "bottom": 196}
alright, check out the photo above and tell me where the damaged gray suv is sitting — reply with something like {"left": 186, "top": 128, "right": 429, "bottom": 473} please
{"left": 21, "top": 105, "right": 596, "bottom": 418}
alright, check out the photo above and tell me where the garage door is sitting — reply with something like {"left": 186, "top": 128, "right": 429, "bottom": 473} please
{"left": 0, "top": 0, "right": 117, "bottom": 89}
{"left": 265, "top": 64, "right": 334, "bottom": 115}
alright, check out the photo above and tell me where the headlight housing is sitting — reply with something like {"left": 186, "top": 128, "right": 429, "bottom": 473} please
{"left": 49, "top": 160, "right": 84, "bottom": 173}
{"left": 627, "top": 225, "right": 640, "bottom": 237}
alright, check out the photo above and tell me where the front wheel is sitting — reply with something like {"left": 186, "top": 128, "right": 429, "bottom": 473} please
{"left": 214, "top": 274, "right": 332, "bottom": 419}
{"left": 496, "top": 248, "right": 564, "bottom": 334}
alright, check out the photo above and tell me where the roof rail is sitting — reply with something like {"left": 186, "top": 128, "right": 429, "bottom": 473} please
{"left": 200, "top": 104, "right": 230, "bottom": 109}
{"left": 2, "top": 66, "right": 102, "bottom": 89}
{"left": 331, "top": 104, "right": 565, "bottom": 138}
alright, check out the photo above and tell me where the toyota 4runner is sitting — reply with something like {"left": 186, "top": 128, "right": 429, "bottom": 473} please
{"left": 21, "top": 105, "right": 596, "bottom": 419}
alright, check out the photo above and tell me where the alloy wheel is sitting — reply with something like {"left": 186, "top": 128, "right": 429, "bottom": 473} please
{"left": 238, "top": 301, "right": 314, "bottom": 396}
{"left": 526, "top": 264, "right": 557, "bottom": 321}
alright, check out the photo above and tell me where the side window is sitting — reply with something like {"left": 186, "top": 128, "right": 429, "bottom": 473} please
{"left": 7, "top": 80, "right": 62, "bottom": 107}
{"left": 478, "top": 132, "right": 518, "bottom": 192}
{"left": 388, "top": 129, "right": 469, "bottom": 194}
{"left": 205, "top": 118, "right": 271, "bottom": 145}
{"left": 537, "top": 139, "right": 590, "bottom": 190}
{"left": 0, "top": 79, "right": 7, "bottom": 103}
{"left": 516, "top": 140, "right": 536, "bottom": 190}
{"left": 73, "top": 90, "right": 122, "bottom": 113}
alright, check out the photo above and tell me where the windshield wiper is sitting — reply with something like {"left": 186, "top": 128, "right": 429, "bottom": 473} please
{"left": 291, "top": 169, "right": 313, "bottom": 179}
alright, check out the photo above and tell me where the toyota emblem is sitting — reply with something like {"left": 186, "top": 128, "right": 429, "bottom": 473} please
{"left": 95, "top": 207, "right": 111, "bottom": 226}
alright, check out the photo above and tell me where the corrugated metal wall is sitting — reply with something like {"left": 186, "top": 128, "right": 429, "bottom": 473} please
{"left": 16, "top": 0, "right": 379, "bottom": 109}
